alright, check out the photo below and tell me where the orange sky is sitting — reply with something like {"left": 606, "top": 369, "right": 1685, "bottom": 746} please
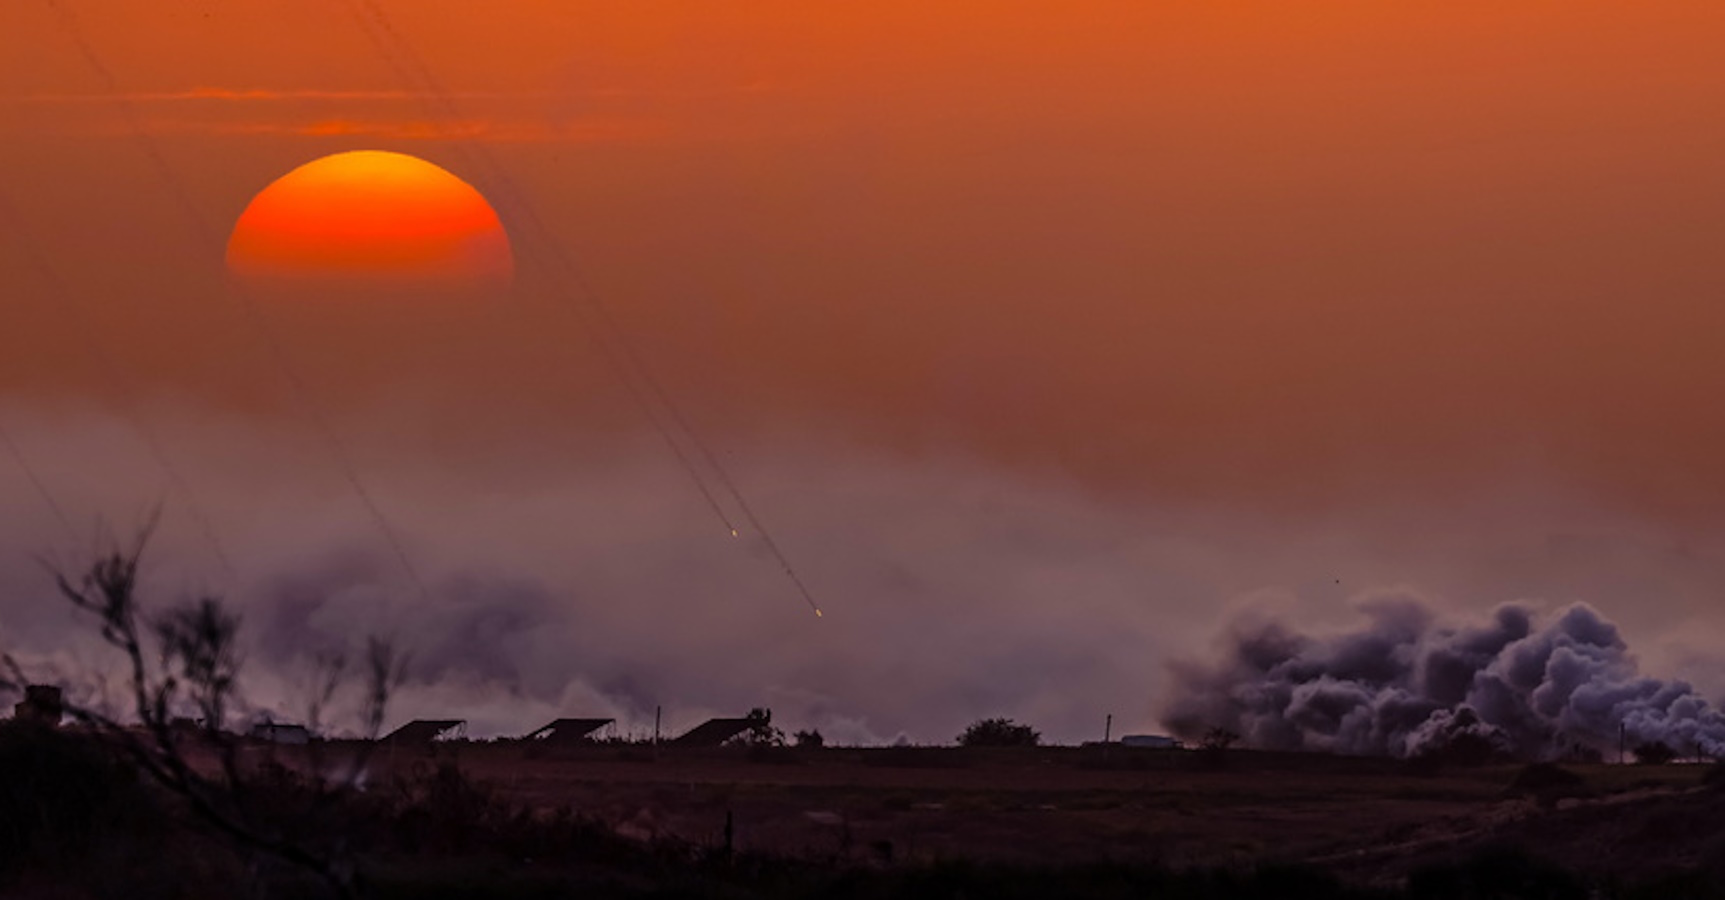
{"left": 4, "top": 1, "right": 1725, "bottom": 740}
{"left": 1, "top": 0, "right": 1724, "bottom": 514}
{"left": 4, "top": 2, "right": 1722, "bottom": 516}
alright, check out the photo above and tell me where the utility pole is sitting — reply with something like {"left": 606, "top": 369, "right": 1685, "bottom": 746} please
{"left": 1104, "top": 714, "right": 1112, "bottom": 744}
{"left": 1619, "top": 722, "right": 1626, "bottom": 765}
{"left": 654, "top": 705, "right": 662, "bottom": 746}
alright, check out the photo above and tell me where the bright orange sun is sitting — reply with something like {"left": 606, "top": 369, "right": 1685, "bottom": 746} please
{"left": 226, "top": 150, "right": 513, "bottom": 291}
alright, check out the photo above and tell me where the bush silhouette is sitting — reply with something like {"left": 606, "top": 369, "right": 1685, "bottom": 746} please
{"left": 726, "top": 707, "right": 786, "bottom": 748}
{"left": 958, "top": 717, "right": 1040, "bottom": 747}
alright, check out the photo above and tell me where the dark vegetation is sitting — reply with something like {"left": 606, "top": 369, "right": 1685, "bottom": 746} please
{"left": 1634, "top": 741, "right": 1678, "bottom": 766}
{"left": 4, "top": 537, "right": 1724, "bottom": 898}
{"left": 1, "top": 528, "right": 398, "bottom": 897}
{"left": 728, "top": 708, "right": 786, "bottom": 748}
{"left": 1194, "top": 726, "right": 1241, "bottom": 769}
{"left": 957, "top": 717, "right": 1040, "bottom": 747}
{"left": 0, "top": 720, "right": 153, "bottom": 880}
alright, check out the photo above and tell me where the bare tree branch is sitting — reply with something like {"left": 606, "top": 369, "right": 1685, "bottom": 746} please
{"left": 15, "top": 528, "right": 403, "bottom": 899}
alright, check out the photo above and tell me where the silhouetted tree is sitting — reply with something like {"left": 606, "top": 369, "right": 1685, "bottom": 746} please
{"left": 792, "top": 728, "right": 825, "bottom": 749}
{"left": 733, "top": 706, "right": 785, "bottom": 747}
{"left": 0, "top": 522, "right": 401, "bottom": 898}
{"left": 1633, "top": 741, "right": 1677, "bottom": 765}
{"left": 1200, "top": 727, "right": 1240, "bottom": 753}
{"left": 1192, "top": 726, "right": 1241, "bottom": 769}
{"left": 957, "top": 717, "right": 1040, "bottom": 747}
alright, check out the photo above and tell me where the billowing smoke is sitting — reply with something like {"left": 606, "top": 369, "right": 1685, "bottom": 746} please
{"left": 1162, "top": 596, "right": 1725, "bottom": 759}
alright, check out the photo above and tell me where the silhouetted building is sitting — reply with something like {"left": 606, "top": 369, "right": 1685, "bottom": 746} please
{"left": 382, "top": 719, "right": 466, "bottom": 744}
{"left": 525, "top": 718, "right": 613, "bottom": 745}
{"left": 13, "top": 685, "right": 63, "bottom": 727}
{"left": 671, "top": 717, "right": 757, "bottom": 748}
{"left": 251, "top": 722, "right": 312, "bottom": 745}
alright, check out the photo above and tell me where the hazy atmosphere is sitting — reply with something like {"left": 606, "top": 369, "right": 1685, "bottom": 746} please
{"left": 6, "top": 1, "right": 1725, "bottom": 747}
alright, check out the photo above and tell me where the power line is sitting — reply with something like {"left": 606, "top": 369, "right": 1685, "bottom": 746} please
{"left": 0, "top": 186, "right": 232, "bottom": 572}
{"left": 0, "top": 419, "right": 77, "bottom": 542}
{"left": 40, "top": 0, "right": 430, "bottom": 601}
{"left": 334, "top": 0, "right": 741, "bottom": 538}
{"left": 335, "top": 0, "right": 824, "bottom": 617}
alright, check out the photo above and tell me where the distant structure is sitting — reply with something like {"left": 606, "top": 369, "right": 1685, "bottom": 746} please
{"left": 250, "top": 722, "right": 313, "bottom": 745}
{"left": 524, "top": 718, "right": 614, "bottom": 745}
{"left": 382, "top": 719, "right": 467, "bottom": 744}
{"left": 671, "top": 717, "right": 758, "bottom": 748}
{"left": 12, "top": 685, "right": 64, "bottom": 727}
{"left": 1120, "top": 734, "right": 1182, "bottom": 749}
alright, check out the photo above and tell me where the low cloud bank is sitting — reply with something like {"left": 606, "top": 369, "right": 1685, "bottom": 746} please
{"left": 4, "top": 404, "right": 1725, "bottom": 747}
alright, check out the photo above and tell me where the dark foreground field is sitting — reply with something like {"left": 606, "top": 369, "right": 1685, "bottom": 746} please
{"left": 5, "top": 724, "right": 1725, "bottom": 898}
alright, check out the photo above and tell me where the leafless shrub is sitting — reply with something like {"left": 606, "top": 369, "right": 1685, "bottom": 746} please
{"left": 0, "top": 524, "right": 402, "bottom": 899}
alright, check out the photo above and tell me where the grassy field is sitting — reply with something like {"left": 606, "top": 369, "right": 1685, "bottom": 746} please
{"left": 361, "top": 742, "right": 1717, "bottom": 883}
{"left": 7, "top": 725, "right": 1724, "bottom": 898}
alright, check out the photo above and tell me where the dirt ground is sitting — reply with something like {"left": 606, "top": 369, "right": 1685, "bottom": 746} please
{"left": 306, "top": 742, "right": 1716, "bottom": 885}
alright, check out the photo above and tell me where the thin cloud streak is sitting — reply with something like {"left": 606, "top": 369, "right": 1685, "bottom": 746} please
{"left": 4, "top": 114, "right": 670, "bottom": 144}
{"left": 0, "top": 88, "right": 520, "bottom": 104}
{"left": 1, "top": 84, "right": 782, "bottom": 104}
{"left": 209, "top": 117, "right": 670, "bottom": 143}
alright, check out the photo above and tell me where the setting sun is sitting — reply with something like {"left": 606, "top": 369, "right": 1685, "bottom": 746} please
{"left": 225, "top": 150, "right": 512, "bottom": 290}
{"left": 12, "top": 3, "right": 1725, "bottom": 892}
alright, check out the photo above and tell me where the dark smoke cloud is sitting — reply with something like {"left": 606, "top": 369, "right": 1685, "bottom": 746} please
{"left": 1163, "top": 596, "right": 1725, "bottom": 759}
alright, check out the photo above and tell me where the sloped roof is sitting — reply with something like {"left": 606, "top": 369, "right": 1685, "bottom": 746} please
{"left": 525, "top": 718, "right": 614, "bottom": 744}
{"left": 251, "top": 722, "right": 312, "bottom": 743}
{"left": 382, "top": 719, "right": 466, "bottom": 744}
{"left": 671, "top": 717, "right": 756, "bottom": 748}
{"left": 252, "top": 722, "right": 311, "bottom": 735}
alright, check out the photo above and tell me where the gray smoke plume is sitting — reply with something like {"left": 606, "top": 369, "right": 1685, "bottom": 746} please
{"left": 1162, "top": 596, "right": 1725, "bottom": 759}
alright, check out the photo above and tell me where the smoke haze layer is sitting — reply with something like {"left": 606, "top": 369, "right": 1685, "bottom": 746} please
{"left": 1163, "top": 598, "right": 1725, "bottom": 759}
{"left": 4, "top": 402, "right": 1725, "bottom": 746}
